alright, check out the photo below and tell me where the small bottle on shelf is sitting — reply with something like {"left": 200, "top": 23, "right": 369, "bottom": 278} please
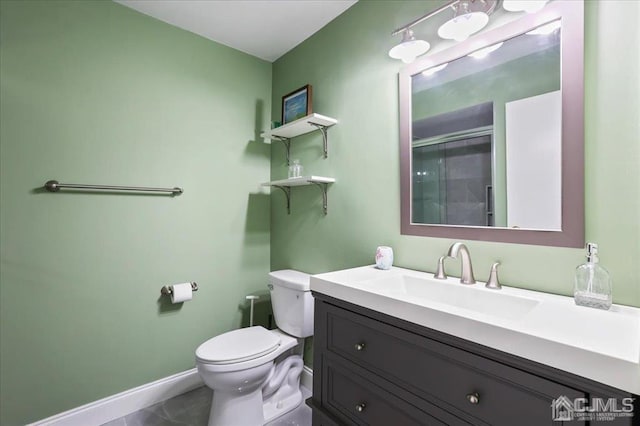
{"left": 574, "top": 243, "right": 612, "bottom": 310}
{"left": 288, "top": 159, "right": 303, "bottom": 179}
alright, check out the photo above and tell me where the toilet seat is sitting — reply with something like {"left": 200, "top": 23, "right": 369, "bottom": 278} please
{"left": 196, "top": 326, "right": 281, "bottom": 365}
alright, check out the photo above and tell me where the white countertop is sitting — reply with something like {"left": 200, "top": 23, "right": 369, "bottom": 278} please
{"left": 311, "top": 265, "right": 640, "bottom": 394}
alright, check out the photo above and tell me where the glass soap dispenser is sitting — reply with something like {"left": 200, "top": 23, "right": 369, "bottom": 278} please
{"left": 574, "top": 243, "right": 612, "bottom": 310}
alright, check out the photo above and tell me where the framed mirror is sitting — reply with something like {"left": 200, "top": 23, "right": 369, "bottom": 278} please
{"left": 399, "top": 1, "right": 584, "bottom": 247}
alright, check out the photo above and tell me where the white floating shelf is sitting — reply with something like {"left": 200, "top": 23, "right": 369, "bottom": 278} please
{"left": 261, "top": 113, "right": 338, "bottom": 162}
{"left": 261, "top": 114, "right": 338, "bottom": 140}
{"left": 262, "top": 176, "right": 335, "bottom": 215}
{"left": 261, "top": 176, "right": 336, "bottom": 187}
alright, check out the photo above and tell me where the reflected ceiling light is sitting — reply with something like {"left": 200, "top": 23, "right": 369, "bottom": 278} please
{"left": 438, "top": 2, "right": 489, "bottom": 42}
{"left": 388, "top": 29, "right": 430, "bottom": 64}
{"left": 526, "top": 20, "right": 561, "bottom": 35}
{"left": 422, "top": 63, "right": 449, "bottom": 76}
{"left": 468, "top": 41, "right": 503, "bottom": 59}
{"left": 503, "top": 0, "right": 549, "bottom": 14}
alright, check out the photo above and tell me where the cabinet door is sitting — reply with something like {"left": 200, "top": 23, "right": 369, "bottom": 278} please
{"left": 323, "top": 357, "right": 454, "bottom": 426}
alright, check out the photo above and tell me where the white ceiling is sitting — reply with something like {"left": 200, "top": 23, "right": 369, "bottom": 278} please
{"left": 115, "top": 0, "right": 358, "bottom": 62}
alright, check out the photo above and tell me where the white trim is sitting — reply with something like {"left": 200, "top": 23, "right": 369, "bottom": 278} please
{"left": 300, "top": 366, "right": 313, "bottom": 391}
{"left": 28, "top": 369, "right": 203, "bottom": 426}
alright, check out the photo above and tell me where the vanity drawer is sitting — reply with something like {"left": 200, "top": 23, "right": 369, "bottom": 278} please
{"left": 323, "top": 356, "right": 455, "bottom": 426}
{"left": 324, "top": 303, "right": 585, "bottom": 426}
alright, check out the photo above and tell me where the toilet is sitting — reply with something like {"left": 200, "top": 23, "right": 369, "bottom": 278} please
{"left": 195, "top": 270, "right": 313, "bottom": 426}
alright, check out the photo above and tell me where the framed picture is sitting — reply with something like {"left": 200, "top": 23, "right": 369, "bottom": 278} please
{"left": 282, "top": 84, "right": 312, "bottom": 124}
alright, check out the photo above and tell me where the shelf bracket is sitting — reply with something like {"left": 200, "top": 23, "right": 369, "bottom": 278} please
{"left": 308, "top": 122, "right": 329, "bottom": 159}
{"left": 272, "top": 136, "right": 291, "bottom": 165}
{"left": 310, "top": 181, "right": 330, "bottom": 215}
{"left": 273, "top": 185, "right": 291, "bottom": 214}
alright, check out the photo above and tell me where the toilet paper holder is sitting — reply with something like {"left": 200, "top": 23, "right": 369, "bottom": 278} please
{"left": 160, "top": 282, "right": 199, "bottom": 296}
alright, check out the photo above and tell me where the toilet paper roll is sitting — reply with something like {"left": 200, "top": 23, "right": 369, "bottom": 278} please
{"left": 170, "top": 283, "right": 193, "bottom": 304}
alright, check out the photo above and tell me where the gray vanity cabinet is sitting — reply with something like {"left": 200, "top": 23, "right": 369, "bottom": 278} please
{"left": 309, "top": 293, "right": 637, "bottom": 426}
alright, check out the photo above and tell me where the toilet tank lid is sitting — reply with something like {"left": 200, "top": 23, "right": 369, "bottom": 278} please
{"left": 269, "top": 269, "right": 311, "bottom": 291}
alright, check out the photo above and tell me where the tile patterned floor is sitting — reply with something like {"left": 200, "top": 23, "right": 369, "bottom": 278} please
{"left": 101, "top": 386, "right": 311, "bottom": 426}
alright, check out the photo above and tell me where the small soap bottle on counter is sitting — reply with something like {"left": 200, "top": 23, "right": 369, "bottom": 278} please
{"left": 574, "top": 242, "right": 612, "bottom": 310}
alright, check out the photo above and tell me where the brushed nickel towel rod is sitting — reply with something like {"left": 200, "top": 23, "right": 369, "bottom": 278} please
{"left": 44, "top": 180, "right": 183, "bottom": 195}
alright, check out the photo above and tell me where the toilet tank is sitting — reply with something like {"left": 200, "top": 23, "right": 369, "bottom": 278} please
{"left": 268, "top": 270, "right": 313, "bottom": 338}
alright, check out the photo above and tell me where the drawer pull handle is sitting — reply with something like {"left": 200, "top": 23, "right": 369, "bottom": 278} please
{"left": 354, "top": 343, "right": 366, "bottom": 351}
{"left": 355, "top": 403, "right": 366, "bottom": 412}
{"left": 466, "top": 393, "right": 480, "bottom": 405}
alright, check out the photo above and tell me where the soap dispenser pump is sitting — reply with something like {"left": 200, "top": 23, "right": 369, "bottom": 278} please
{"left": 574, "top": 243, "right": 612, "bottom": 310}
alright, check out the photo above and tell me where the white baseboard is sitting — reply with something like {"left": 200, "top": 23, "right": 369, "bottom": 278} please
{"left": 301, "top": 365, "right": 313, "bottom": 391}
{"left": 29, "top": 365, "right": 312, "bottom": 426}
{"left": 29, "top": 369, "right": 203, "bottom": 426}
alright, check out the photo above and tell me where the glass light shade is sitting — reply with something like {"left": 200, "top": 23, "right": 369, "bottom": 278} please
{"left": 468, "top": 42, "right": 504, "bottom": 59}
{"left": 526, "top": 20, "right": 561, "bottom": 35}
{"left": 389, "top": 39, "right": 430, "bottom": 63}
{"left": 422, "top": 63, "right": 448, "bottom": 76}
{"left": 503, "top": 0, "right": 548, "bottom": 13}
{"left": 438, "top": 11, "right": 489, "bottom": 42}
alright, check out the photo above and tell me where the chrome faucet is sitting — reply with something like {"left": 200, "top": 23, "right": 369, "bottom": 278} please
{"left": 446, "top": 242, "right": 476, "bottom": 284}
{"left": 434, "top": 256, "right": 447, "bottom": 279}
{"left": 485, "top": 262, "right": 502, "bottom": 290}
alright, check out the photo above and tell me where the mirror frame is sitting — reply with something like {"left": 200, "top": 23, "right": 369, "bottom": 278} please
{"left": 399, "top": 0, "right": 584, "bottom": 247}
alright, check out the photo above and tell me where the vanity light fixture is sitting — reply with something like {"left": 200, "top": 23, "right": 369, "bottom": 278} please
{"left": 389, "top": 0, "right": 497, "bottom": 62}
{"left": 503, "top": 0, "right": 549, "bottom": 14}
{"left": 388, "top": 29, "right": 431, "bottom": 63}
{"left": 389, "top": 0, "right": 552, "bottom": 62}
{"left": 422, "top": 63, "right": 449, "bottom": 76}
{"left": 468, "top": 41, "right": 504, "bottom": 59}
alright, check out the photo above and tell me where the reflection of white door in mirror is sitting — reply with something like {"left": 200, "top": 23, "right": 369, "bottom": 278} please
{"left": 505, "top": 91, "right": 562, "bottom": 230}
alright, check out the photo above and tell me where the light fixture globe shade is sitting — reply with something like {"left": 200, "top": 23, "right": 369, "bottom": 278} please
{"left": 389, "top": 39, "right": 430, "bottom": 63}
{"left": 438, "top": 11, "right": 489, "bottom": 42}
{"left": 503, "top": 0, "right": 548, "bottom": 13}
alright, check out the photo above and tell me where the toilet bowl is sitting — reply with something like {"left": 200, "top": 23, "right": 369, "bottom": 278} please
{"left": 196, "top": 270, "right": 312, "bottom": 426}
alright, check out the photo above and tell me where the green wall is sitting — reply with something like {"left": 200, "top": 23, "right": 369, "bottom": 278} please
{"left": 0, "top": 1, "right": 272, "bottom": 424}
{"left": 270, "top": 0, "right": 639, "bottom": 308}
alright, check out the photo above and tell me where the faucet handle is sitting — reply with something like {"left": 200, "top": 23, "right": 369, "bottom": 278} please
{"left": 434, "top": 256, "right": 447, "bottom": 280}
{"left": 486, "top": 262, "right": 502, "bottom": 290}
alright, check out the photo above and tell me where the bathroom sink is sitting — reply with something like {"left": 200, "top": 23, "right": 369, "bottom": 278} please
{"left": 360, "top": 274, "right": 540, "bottom": 321}
{"left": 310, "top": 265, "right": 640, "bottom": 395}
